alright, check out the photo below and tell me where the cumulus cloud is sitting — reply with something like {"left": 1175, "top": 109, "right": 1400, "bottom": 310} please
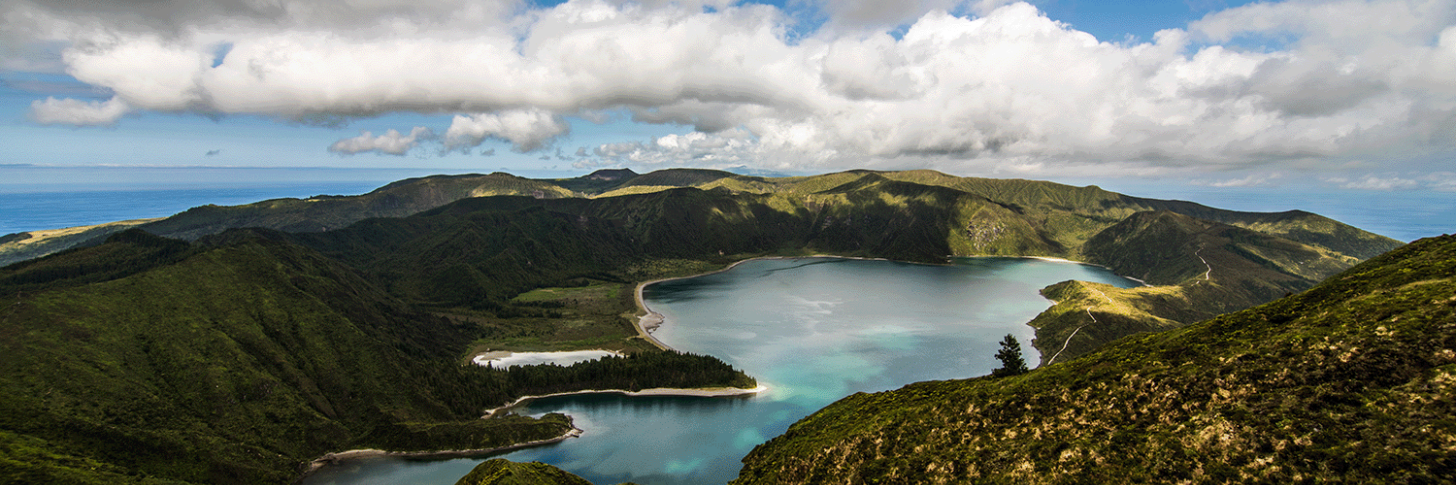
{"left": 588, "top": 128, "right": 760, "bottom": 166}
{"left": 28, "top": 96, "right": 130, "bottom": 126}
{"left": 8, "top": 0, "right": 1456, "bottom": 176}
{"left": 1198, "top": 173, "right": 1285, "bottom": 188}
{"left": 1326, "top": 175, "right": 1422, "bottom": 190}
{"left": 329, "top": 127, "right": 434, "bottom": 155}
{"left": 445, "top": 109, "right": 570, "bottom": 152}
{"left": 805, "top": 0, "right": 966, "bottom": 30}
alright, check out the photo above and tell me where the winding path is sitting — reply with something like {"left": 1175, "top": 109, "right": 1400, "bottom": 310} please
{"left": 1195, "top": 246, "right": 1212, "bottom": 281}
{"left": 1045, "top": 308, "right": 1096, "bottom": 366}
{"left": 1046, "top": 285, "right": 1109, "bottom": 366}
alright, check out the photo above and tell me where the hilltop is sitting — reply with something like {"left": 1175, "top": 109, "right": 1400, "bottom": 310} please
{"left": 732, "top": 234, "right": 1456, "bottom": 484}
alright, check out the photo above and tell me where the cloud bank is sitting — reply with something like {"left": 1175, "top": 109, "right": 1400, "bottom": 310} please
{"left": 7, "top": 0, "right": 1456, "bottom": 176}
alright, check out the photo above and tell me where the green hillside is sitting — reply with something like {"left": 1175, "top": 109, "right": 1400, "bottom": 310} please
{"left": 732, "top": 234, "right": 1456, "bottom": 484}
{"left": 0, "top": 230, "right": 753, "bottom": 484}
{"left": 453, "top": 459, "right": 595, "bottom": 485}
{"left": 1023, "top": 210, "right": 1371, "bottom": 363}
{"left": 1, "top": 169, "right": 1400, "bottom": 269}
{"left": 138, "top": 173, "right": 576, "bottom": 241}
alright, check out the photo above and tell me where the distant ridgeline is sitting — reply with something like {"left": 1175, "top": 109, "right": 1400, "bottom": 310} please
{"left": 0, "top": 168, "right": 1403, "bottom": 484}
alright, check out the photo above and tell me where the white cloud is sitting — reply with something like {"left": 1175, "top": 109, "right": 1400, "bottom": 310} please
{"left": 28, "top": 96, "right": 131, "bottom": 126}
{"left": 1326, "top": 174, "right": 1422, "bottom": 190}
{"left": 806, "top": 0, "right": 965, "bottom": 30}
{"left": 1423, "top": 172, "right": 1456, "bottom": 191}
{"left": 1198, "top": 173, "right": 1285, "bottom": 187}
{"left": 445, "top": 109, "right": 570, "bottom": 152}
{"left": 589, "top": 128, "right": 760, "bottom": 166}
{"left": 9, "top": 0, "right": 1456, "bottom": 177}
{"left": 328, "top": 126, "right": 434, "bottom": 155}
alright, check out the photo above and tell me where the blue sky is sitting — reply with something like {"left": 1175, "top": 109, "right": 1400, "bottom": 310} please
{"left": 2, "top": 0, "right": 1454, "bottom": 224}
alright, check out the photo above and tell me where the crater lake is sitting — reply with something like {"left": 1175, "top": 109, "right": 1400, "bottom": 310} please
{"left": 304, "top": 256, "right": 1141, "bottom": 485}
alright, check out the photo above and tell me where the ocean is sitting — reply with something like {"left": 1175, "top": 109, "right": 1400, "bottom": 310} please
{"left": 0, "top": 166, "right": 569, "bottom": 236}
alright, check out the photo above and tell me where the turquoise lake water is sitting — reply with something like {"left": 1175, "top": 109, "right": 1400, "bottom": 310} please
{"left": 304, "top": 256, "right": 1140, "bottom": 485}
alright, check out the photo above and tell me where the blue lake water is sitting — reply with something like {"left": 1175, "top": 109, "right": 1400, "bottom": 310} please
{"left": 303, "top": 257, "right": 1141, "bottom": 485}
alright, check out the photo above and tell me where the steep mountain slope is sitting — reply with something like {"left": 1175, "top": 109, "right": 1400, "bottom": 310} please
{"left": 0, "top": 230, "right": 580, "bottom": 484}
{"left": 138, "top": 173, "right": 576, "bottom": 241}
{"left": 0, "top": 219, "right": 160, "bottom": 268}
{"left": 0, "top": 173, "right": 577, "bottom": 265}
{"left": 1025, "top": 210, "right": 1367, "bottom": 364}
{"left": 2, "top": 170, "right": 1399, "bottom": 273}
{"left": 733, "top": 235, "right": 1456, "bottom": 484}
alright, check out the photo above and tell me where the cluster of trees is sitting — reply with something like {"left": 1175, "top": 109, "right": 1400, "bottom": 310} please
{"left": 486, "top": 350, "right": 758, "bottom": 397}
{"left": 415, "top": 350, "right": 759, "bottom": 415}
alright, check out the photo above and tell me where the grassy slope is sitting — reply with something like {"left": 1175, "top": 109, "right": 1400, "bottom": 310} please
{"left": 453, "top": 459, "right": 594, "bottom": 485}
{"left": 0, "top": 231, "right": 573, "bottom": 484}
{"left": 137, "top": 173, "right": 574, "bottom": 241}
{"left": 0, "top": 219, "right": 160, "bottom": 268}
{"left": 733, "top": 235, "right": 1456, "bottom": 484}
{"left": 1025, "top": 210, "right": 1366, "bottom": 364}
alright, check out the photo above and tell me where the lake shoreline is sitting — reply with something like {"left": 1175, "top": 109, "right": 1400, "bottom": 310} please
{"left": 483, "top": 385, "right": 770, "bottom": 418}
{"left": 631, "top": 254, "right": 905, "bottom": 350}
{"left": 630, "top": 253, "right": 1146, "bottom": 353}
{"left": 301, "top": 425, "right": 584, "bottom": 477}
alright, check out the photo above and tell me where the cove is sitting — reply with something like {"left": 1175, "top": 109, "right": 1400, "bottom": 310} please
{"left": 304, "top": 257, "right": 1139, "bottom": 485}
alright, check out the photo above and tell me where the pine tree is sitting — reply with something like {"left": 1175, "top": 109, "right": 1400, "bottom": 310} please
{"left": 992, "top": 333, "right": 1029, "bottom": 377}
